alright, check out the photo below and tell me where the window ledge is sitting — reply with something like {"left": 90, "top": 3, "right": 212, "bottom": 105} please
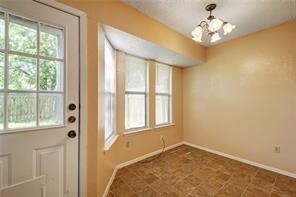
{"left": 155, "top": 123, "right": 175, "bottom": 129}
{"left": 123, "top": 127, "right": 152, "bottom": 136}
{"left": 104, "top": 134, "right": 119, "bottom": 151}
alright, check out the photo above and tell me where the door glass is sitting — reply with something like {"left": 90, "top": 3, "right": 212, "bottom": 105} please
{"left": 8, "top": 93, "right": 37, "bottom": 129}
{"left": 0, "top": 93, "right": 3, "bottom": 130}
{"left": 39, "top": 93, "right": 63, "bottom": 126}
{"left": 0, "top": 12, "right": 65, "bottom": 132}
{"left": 0, "top": 12, "right": 5, "bottom": 49}
{"left": 40, "top": 59, "right": 63, "bottom": 91}
{"left": 0, "top": 52, "right": 4, "bottom": 89}
{"left": 40, "top": 24, "right": 64, "bottom": 58}
{"left": 8, "top": 55, "right": 37, "bottom": 90}
{"left": 9, "top": 15, "right": 37, "bottom": 54}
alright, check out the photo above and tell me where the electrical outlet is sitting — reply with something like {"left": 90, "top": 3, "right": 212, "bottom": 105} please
{"left": 160, "top": 135, "right": 164, "bottom": 140}
{"left": 274, "top": 146, "right": 280, "bottom": 154}
{"left": 126, "top": 141, "right": 130, "bottom": 148}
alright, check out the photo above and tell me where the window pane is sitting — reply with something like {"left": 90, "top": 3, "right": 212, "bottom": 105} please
{"left": 9, "top": 15, "right": 37, "bottom": 54}
{"left": 40, "top": 24, "right": 64, "bottom": 58}
{"left": 8, "top": 93, "right": 36, "bottom": 129}
{"left": 0, "top": 93, "right": 3, "bottom": 130}
{"left": 104, "top": 92, "right": 114, "bottom": 140}
{"left": 125, "top": 55, "right": 147, "bottom": 92}
{"left": 0, "top": 53, "right": 4, "bottom": 89}
{"left": 104, "top": 39, "right": 115, "bottom": 93}
{"left": 40, "top": 59, "right": 63, "bottom": 91}
{"left": 156, "top": 95, "right": 169, "bottom": 125}
{"left": 156, "top": 63, "right": 171, "bottom": 94}
{"left": 125, "top": 94, "right": 145, "bottom": 129}
{"left": 8, "top": 55, "right": 37, "bottom": 90}
{"left": 39, "top": 93, "right": 63, "bottom": 126}
{"left": 0, "top": 12, "right": 5, "bottom": 49}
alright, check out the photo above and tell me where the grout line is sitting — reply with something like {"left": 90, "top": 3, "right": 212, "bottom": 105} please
{"left": 269, "top": 174, "right": 278, "bottom": 197}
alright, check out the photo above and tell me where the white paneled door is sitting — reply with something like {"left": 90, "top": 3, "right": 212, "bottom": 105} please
{"left": 0, "top": 1, "right": 80, "bottom": 197}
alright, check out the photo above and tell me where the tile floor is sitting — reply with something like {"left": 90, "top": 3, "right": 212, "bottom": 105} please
{"left": 107, "top": 145, "right": 296, "bottom": 197}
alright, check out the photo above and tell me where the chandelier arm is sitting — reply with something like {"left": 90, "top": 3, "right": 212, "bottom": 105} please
{"left": 199, "top": 20, "right": 208, "bottom": 26}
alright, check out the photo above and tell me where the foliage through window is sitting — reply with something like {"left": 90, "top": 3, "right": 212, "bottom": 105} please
{"left": 0, "top": 12, "right": 64, "bottom": 131}
{"left": 156, "top": 63, "right": 172, "bottom": 125}
{"left": 104, "top": 39, "right": 116, "bottom": 142}
{"left": 125, "top": 55, "right": 148, "bottom": 130}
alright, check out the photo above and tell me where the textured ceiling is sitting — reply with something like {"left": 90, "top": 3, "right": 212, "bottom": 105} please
{"left": 104, "top": 25, "right": 201, "bottom": 67}
{"left": 122, "top": 0, "right": 296, "bottom": 46}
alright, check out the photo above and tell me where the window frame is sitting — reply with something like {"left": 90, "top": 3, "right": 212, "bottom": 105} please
{"left": 0, "top": 10, "right": 66, "bottom": 133}
{"left": 155, "top": 62, "right": 173, "bottom": 126}
{"left": 124, "top": 54, "right": 149, "bottom": 132}
{"left": 103, "top": 37, "right": 117, "bottom": 147}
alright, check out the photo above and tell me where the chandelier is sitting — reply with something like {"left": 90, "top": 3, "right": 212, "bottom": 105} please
{"left": 191, "top": 4, "right": 236, "bottom": 43}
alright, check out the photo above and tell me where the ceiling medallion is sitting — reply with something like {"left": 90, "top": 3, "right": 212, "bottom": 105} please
{"left": 191, "top": 4, "right": 236, "bottom": 43}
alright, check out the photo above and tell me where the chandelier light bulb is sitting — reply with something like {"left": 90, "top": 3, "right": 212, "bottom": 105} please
{"left": 191, "top": 25, "right": 203, "bottom": 38}
{"left": 210, "top": 32, "right": 221, "bottom": 43}
{"left": 192, "top": 36, "right": 202, "bottom": 42}
{"left": 208, "top": 18, "right": 223, "bottom": 32}
{"left": 223, "top": 22, "right": 236, "bottom": 35}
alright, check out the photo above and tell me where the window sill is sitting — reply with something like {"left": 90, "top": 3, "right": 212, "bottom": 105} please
{"left": 155, "top": 123, "right": 175, "bottom": 129}
{"left": 123, "top": 127, "right": 152, "bottom": 136}
{"left": 104, "top": 134, "right": 119, "bottom": 151}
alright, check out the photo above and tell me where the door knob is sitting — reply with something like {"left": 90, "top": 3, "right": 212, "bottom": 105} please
{"left": 68, "top": 130, "right": 77, "bottom": 138}
{"left": 68, "top": 103, "right": 76, "bottom": 111}
{"left": 68, "top": 116, "right": 76, "bottom": 123}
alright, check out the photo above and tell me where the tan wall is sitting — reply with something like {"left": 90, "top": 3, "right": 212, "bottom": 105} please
{"left": 58, "top": 0, "right": 198, "bottom": 196}
{"left": 183, "top": 21, "right": 296, "bottom": 174}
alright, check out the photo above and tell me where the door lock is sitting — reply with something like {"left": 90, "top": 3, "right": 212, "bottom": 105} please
{"left": 68, "top": 130, "right": 77, "bottom": 138}
{"left": 68, "top": 103, "right": 76, "bottom": 111}
{"left": 68, "top": 116, "right": 76, "bottom": 123}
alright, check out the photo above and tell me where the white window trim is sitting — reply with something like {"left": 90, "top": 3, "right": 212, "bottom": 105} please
{"left": 104, "top": 134, "right": 119, "bottom": 151}
{"left": 123, "top": 127, "right": 152, "bottom": 136}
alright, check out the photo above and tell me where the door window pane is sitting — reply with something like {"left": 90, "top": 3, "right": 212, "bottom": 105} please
{"left": 0, "top": 53, "right": 4, "bottom": 89}
{"left": 8, "top": 93, "right": 36, "bottom": 129}
{"left": 39, "top": 93, "right": 63, "bottom": 126}
{"left": 156, "top": 95, "right": 169, "bottom": 125}
{"left": 0, "top": 12, "right": 5, "bottom": 49}
{"left": 125, "top": 55, "right": 147, "bottom": 92}
{"left": 0, "top": 93, "right": 3, "bottom": 130}
{"left": 40, "top": 24, "right": 64, "bottom": 58}
{"left": 40, "top": 59, "right": 63, "bottom": 91}
{"left": 8, "top": 55, "right": 37, "bottom": 90}
{"left": 125, "top": 94, "right": 145, "bottom": 129}
{"left": 156, "top": 63, "right": 171, "bottom": 93}
{"left": 9, "top": 15, "right": 37, "bottom": 54}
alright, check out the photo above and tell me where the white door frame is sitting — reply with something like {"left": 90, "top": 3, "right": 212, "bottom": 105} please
{"left": 33, "top": 1, "right": 88, "bottom": 197}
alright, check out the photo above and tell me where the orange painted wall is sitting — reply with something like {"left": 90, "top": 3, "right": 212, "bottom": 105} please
{"left": 183, "top": 21, "right": 296, "bottom": 174}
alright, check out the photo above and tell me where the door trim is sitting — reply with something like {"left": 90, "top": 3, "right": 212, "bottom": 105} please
{"left": 33, "top": 1, "right": 88, "bottom": 197}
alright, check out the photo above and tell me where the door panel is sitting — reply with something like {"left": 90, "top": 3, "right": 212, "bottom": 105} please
{"left": 0, "top": 1, "right": 79, "bottom": 197}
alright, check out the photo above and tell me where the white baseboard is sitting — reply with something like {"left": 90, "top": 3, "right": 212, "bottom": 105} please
{"left": 103, "top": 141, "right": 183, "bottom": 196}
{"left": 183, "top": 141, "right": 296, "bottom": 178}
{"left": 117, "top": 142, "right": 183, "bottom": 169}
{"left": 102, "top": 166, "right": 118, "bottom": 197}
